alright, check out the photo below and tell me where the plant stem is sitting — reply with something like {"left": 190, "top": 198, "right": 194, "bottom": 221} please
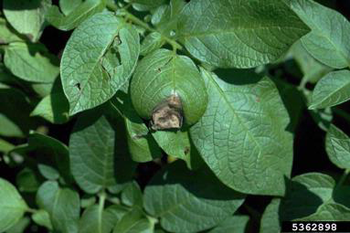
{"left": 118, "top": 9, "right": 183, "bottom": 51}
{"left": 98, "top": 191, "right": 106, "bottom": 233}
{"left": 26, "top": 208, "right": 38, "bottom": 214}
{"left": 336, "top": 169, "right": 350, "bottom": 189}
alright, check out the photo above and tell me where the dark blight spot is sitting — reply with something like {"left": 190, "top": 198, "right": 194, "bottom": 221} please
{"left": 151, "top": 95, "right": 183, "bottom": 130}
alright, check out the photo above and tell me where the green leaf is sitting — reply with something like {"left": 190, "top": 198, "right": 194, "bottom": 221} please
{"left": 113, "top": 208, "right": 154, "bottom": 233}
{"left": 112, "top": 94, "right": 162, "bottom": 163}
{"left": 70, "top": 110, "right": 136, "bottom": 194}
{"left": 260, "top": 199, "right": 281, "bottom": 233}
{"left": 190, "top": 68, "right": 293, "bottom": 196}
{"left": 309, "top": 70, "right": 350, "bottom": 110}
{"left": 28, "top": 133, "right": 73, "bottom": 184}
{"left": 61, "top": 12, "right": 140, "bottom": 115}
{"left": 130, "top": 49, "right": 208, "bottom": 126}
{"left": 81, "top": 195, "right": 97, "bottom": 209}
{"left": 16, "top": 168, "right": 40, "bottom": 193}
{"left": 0, "top": 86, "right": 33, "bottom": 137}
{"left": 151, "top": 0, "right": 186, "bottom": 35}
{"left": 0, "top": 139, "right": 15, "bottom": 154}
{"left": 121, "top": 182, "right": 143, "bottom": 207}
{"left": 32, "top": 210, "right": 53, "bottom": 230}
{"left": 0, "top": 17, "right": 23, "bottom": 44}
{"left": 46, "top": 0, "right": 106, "bottom": 31}
{"left": 38, "top": 164, "right": 60, "bottom": 180}
{"left": 0, "top": 114, "right": 23, "bottom": 137}
{"left": 31, "top": 91, "right": 70, "bottom": 124}
{"left": 143, "top": 161, "right": 245, "bottom": 233}
{"left": 326, "top": 124, "right": 350, "bottom": 170}
{"left": 79, "top": 205, "right": 127, "bottom": 233}
{"left": 290, "top": 0, "right": 350, "bottom": 69}
{"left": 152, "top": 130, "right": 190, "bottom": 160}
{"left": 297, "top": 203, "right": 350, "bottom": 221}
{"left": 208, "top": 215, "right": 249, "bottom": 233}
{"left": 4, "top": 42, "right": 60, "bottom": 83}
{"left": 5, "top": 217, "right": 30, "bottom": 233}
{"left": 140, "top": 32, "right": 164, "bottom": 56}
{"left": 281, "top": 173, "right": 335, "bottom": 220}
{"left": 59, "top": 0, "right": 83, "bottom": 15}
{"left": 36, "top": 181, "right": 80, "bottom": 233}
{"left": 3, "top": 0, "right": 51, "bottom": 42}
{"left": 130, "top": 0, "right": 166, "bottom": 12}
{"left": 0, "top": 178, "right": 28, "bottom": 233}
{"left": 177, "top": 0, "right": 310, "bottom": 68}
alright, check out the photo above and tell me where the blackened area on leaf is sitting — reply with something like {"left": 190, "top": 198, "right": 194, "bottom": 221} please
{"left": 151, "top": 94, "right": 183, "bottom": 130}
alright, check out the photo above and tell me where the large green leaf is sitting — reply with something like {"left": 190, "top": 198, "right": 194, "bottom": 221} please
{"left": 130, "top": 49, "right": 208, "bottom": 126}
{"left": 3, "top": 0, "right": 51, "bottom": 42}
{"left": 61, "top": 12, "right": 140, "bottom": 115}
{"left": 4, "top": 42, "right": 60, "bottom": 83}
{"left": 113, "top": 208, "right": 154, "bottom": 233}
{"left": 70, "top": 110, "right": 136, "bottom": 194}
{"left": 79, "top": 205, "right": 128, "bottom": 233}
{"left": 143, "top": 161, "right": 245, "bottom": 233}
{"left": 36, "top": 181, "right": 80, "bottom": 233}
{"left": 0, "top": 178, "right": 28, "bottom": 233}
{"left": 208, "top": 215, "right": 249, "bottom": 233}
{"left": 46, "top": 0, "right": 106, "bottom": 31}
{"left": 290, "top": 0, "right": 350, "bottom": 69}
{"left": 0, "top": 17, "right": 23, "bottom": 44}
{"left": 190, "top": 68, "right": 293, "bottom": 196}
{"left": 177, "top": 0, "right": 309, "bottom": 68}
{"left": 326, "top": 124, "right": 350, "bottom": 170}
{"left": 309, "top": 70, "right": 350, "bottom": 110}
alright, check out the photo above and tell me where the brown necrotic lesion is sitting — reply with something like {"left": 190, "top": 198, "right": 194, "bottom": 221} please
{"left": 151, "top": 94, "right": 183, "bottom": 130}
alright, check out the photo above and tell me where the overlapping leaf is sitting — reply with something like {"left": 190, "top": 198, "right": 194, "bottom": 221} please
{"left": 144, "top": 161, "right": 245, "bottom": 233}
{"left": 61, "top": 12, "right": 140, "bottom": 115}
{"left": 177, "top": 0, "right": 310, "bottom": 68}
{"left": 46, "top": 0, "right": 106, "bottom": 31}
{"left": 290, "top": 0, "right": 350, "bottom": 69}
{"left": 0, "top": 178, "right": 28, "bottom": 233}
{"left": 3, "top": 0, "right": 51, "bottom": 42}
{"left": 326, "top": 124, "right": 350, "bottom": 170}
{"left": 4, "top": 42, "right": 59, "bottom": 83}
{"left": 309, "top": 70, "right": 350, "bottom": 110}
{"left": 190, "top": 68, "right": 293, "bottom": 196}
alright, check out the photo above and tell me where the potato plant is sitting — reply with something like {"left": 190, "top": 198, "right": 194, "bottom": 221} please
{"left": 1, "top": 0, "right": 350, "bottom": 232}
